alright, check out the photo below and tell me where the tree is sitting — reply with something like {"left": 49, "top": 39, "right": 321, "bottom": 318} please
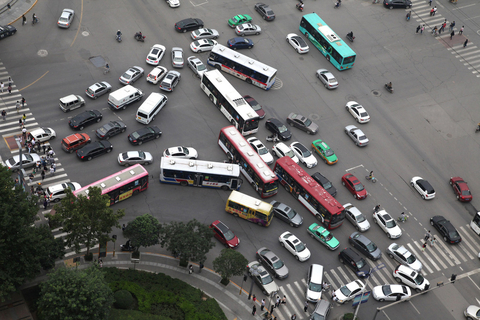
{"left": 0, "top": 166, "right": 65, "bottom": 301}
{"left": 124, "top": 214, "right": 162, "bottom": 251}
{"left": 49, "top": 187, "right": 125, "bottom": 256}
{"left": 213, "top": 249, "right": 248, "bottom": 284}
{"left": 159, "top": 219, "right": 215, "bottom": 266}
{"left": 38, "top": 265, "right": 114, "bottom": 320}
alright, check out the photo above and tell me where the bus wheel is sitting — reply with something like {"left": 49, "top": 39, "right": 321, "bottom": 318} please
{"left": 233, "top": 213, "right": 239, "bottom": 217}
{"left": 316, "top": 215, "right": 322, "bottom": 221}
{"left": 215, "top": 65, "right": 221, "bottom": 70}
{"left": 284, "top": 184, "right": 290, "bottom": 192}
{"left": 246, "top": 78, "right": 252, "bottom": 84}
{"left": 258, "top": 222, "right": 263, "bottom": 226}
{"left": 180, "top": 181, "right": 188, "bottom": 186}
{"left": 221, "top": 185, "right": 229, "bottom": 191}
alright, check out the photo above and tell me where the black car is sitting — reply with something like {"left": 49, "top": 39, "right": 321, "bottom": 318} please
{"left": 0, "top": 25, "right": 17, "bottom": 40}
{"left": 174, "top": 18, "right": 204, "bottom": 33}
{"left": 383, "top": 0, "right": 412, "bottom": 9}
{"left": 311, "top": 172, "right": 337, "bottom": 197}
{"left": 348, "top": 232, "right": 382, "bottom": 261}
{"left": 76, "top": 141, "right": 113, "bottom": 161}
{"left": 254, "top": 3, "right": 276, "bottom": 21}
{"left": 96, "top": 120, "right": 127, "bottom": 140}
{"left": 128, "top": 126, "right": 162, "bottom": 145}
{"left": 430, "top": 216, "right": 462, "bottom": 244}
{"left": 69, "top": 110, "right": 102, "bottom": 130}
{"left": 265, "top": 118, "right": 292, "bottom": 141}
{"left": 270, "top": 200, "right": 303, "bottom": 227}
{"left": 339, "top": 248, "right": 371, "bottom": 278}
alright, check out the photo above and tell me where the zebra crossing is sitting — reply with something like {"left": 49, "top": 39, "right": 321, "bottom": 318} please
{"left": 408, "top": 0, "right": 480, "bottom": 76}
{"left": 268, "top": 225, "right": 480, "bottom": 320}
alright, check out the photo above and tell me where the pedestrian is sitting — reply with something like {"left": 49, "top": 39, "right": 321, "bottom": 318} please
{"left": 32, "top": 165, "right": 37, "bottom": 176}
{"left": 464, "top": 39, "right": 469, "bottom": 48}
{"left": 422, "top": 242, "right": 427, "bottom": 252}
{"left": 421, "top": 25, "right": 425, "bottom": 34}
{"left": 7, "top": 76, "right": 11, "bottom": 86}
{"left": 432, "top": 26, "right": 438, "bottom": 36}
{"left": 52, "top": 163, "right": 56, "bottom": 173}
{"left": 30, "top": 185, "right": 35, "bottom": 194}
{"left": 433, "top": 6, "right": 437, "bottom": 16}
{"left": 459, "top": 26, "right": 464, "bottom": 35}
{"left": 430, "top": 8, "right": 434, "bottom": 16}
{"left": 21, "top": 97, "right": 25, "bottom": 107}
{"left": 27, "top": 143, "right": 32, "bottom": 154}
{"left": 428, "top": 0, "right": 432, "bottom": 6}
{"left": 99, "top": 258, "right": 103, "bottom": 268}
{"left": 0, "top": 81, "right": 3, "bottom": 93}
{"left": 291, "top": 314, "right": 297, "bottom": 320}
{"left": 322, "top": 281, "right": 330, "bottom": 292}
{"left": 281, "top": 295, "right": 287, "bottom": 305}
{"left": 275, "top": 296, "right": 280, "bottom": 308}
{"left": 7, "top": 84, "right": 11, "bottom": 94}
{"left": 252, "top": 304, "right": 256, "bottom": 316}
{"left": 270, "top": 305, "right": 274, "bottom": 315}
{"left": 43, "top": 198, "right": 48, "bottom": 209}
{"left": 450, "top": 30, "right": 455, "bottom": 39}
{"left": 1, "top": 110, "right": 6, "bottom": 120}
{"left": 29, "top": 173, "right": 34, "bottom": 183}
{"left": 430, "top": 236, "right": 437, "bottom": 247}
{"left": 22, "top": 113, "right": 26, "bottom": 124}
{"left": 42, "top": 144, "right": 47, "bottom": 154}
{"left": 450, "top": 21, "right": 455, "bottom": 32}
{"left": 22, "top": 14, "right": 26, "bottom": 25}
{"left": 261, "top": 299, "right": 265, "bottom": 311}
{"left": 122, "top": 223, "right": 126, "bottom": 231}
{"left": 416, "top": 25, "right": 421, "bottom": 33}
{"left": 304, "top": 300, "right": 308, "bottom": 312}
{"left": 199, "top": 261, "right": 204, "bottom": 272}
{"left": 48, "top": 148, "right": 54, "bottom": 157}
{"left": 16, "top": 101, "right": 20, "bottom": 113}
{"left": 22, "top": 127, "right": 27, "bottom": 140}
{"left": 252, "top": 294, "right": 256, "bottom": 302}
{"left": 188, "top": 265, "right": 193, "bottom": 274}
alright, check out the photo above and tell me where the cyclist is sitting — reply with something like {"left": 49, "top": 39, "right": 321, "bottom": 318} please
{"left": 400, "top": 212, "right": 407, "bottom": 222}
{"left": 368, "top": 171, "right": 374, "bottom": 179}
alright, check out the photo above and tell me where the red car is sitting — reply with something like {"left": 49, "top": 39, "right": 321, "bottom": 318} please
{"left": 342, "top": 173, "right": 367, "bottom": 200}
{"left": 210, "top": 220, "right": 240, "bottom": 248}
{"left": 449, "top": 177, "right": 472, "bottom": 202}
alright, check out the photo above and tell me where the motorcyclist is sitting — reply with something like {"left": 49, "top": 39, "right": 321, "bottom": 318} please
{"left": 335, "top": 0, "right": 341, "bottom": 7}
{"left": 347, "top": 31, "right": 354, "bottom": 39}
{"left": 135, "top": 31, "right": 143, "bottom": 40}
{"left": 116, "top": 30, "right": 122, "bottom": 40}
{"left": 400, "top": 212, "right": 406, "bottom": 222}
{"left": 477, "top": 122, "right": 480, "bottom": 131}
{"left": 386, "top": 82, "right": 393, "bottom": 90}
{"left": 300, "top": 2, "right": 304, "bottom": 9}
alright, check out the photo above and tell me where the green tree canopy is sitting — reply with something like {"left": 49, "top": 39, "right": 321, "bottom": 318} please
{"left": 124, "top": 214, "right": 162, "bottom": 250}
{"left": 49, "top": 187, "right": 125, "bottom": 255}
{"left": 159, "top": 219, "right": 215, "bottom": 265}
{"left": 213, "top": 249, "right": 248, "bottom": 282}
{"left": 0, "top": 165, "right": 65, "bottom": 301}
{"left": 38, "top": 265, "right": 114, "bottom": 320}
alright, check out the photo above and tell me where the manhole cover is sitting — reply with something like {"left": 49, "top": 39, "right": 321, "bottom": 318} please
{"left": 82, "top": 31, "right": 90, "bottom": 36}
{"left": 38, "top": 49, "right": 48, "bottom": 57}
{"left": 271, "top": 78, "right": 283, "bottom": 90}
{"left": 89, "top": 56, "right": 107, "bottom": 68}
{"left": 372, "top": 90, "right": 381, "bottom": 96}
{"left": 310, "top": 114, "right": 320, "bottom": 120}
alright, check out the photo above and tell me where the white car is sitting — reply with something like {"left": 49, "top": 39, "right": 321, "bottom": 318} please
{"left": 163, "top": 146, "right": 198, "bottom": 159}
{"left": 247, "top": 137, "right": 274, "bottom": 165}
{"left": 278, "top": 231, "right": 311, "bottom": 262}
{"left": 191, "top": 28, "right": 219, "bottom": 40}
{"left": 290, "top": 141, "right": 317, "bottom": 168}
{"left": 373, "top": 210, "right": 402, "bottom": 239}
{"left": 344, "top": 203, "right": 370, "bottom": 232}
{"left": 464, "top": 305, "right": 480, "bottom": 320}
{"left": 27, "top": 127, "right": 56, "bottom": 143}
{"left": 190, "top": 39, "right": 217, "bottom": 53}
{"left": 333, "top": 280, "right": 365, "bottom": 304}
{"left": 247, "top": 261, "right": 280, "bottom": 295}
{"left": 46, "top": 182, "right": 81, "bottom": 202}
{"left": 387, "top": 243, "right": 422, "bottom": 272}
{"left": 187, "top": 56, "right": 207, "bottom": 78}
{"left": 171, "top": 47, "right": 184, "bottom": 68}
{"left": 146, "top": 66, "right": 168, "bottom": 84}
{"left": 286, "top": 33, "right": 309, "bottom": 54}
{"left": 410, "top": 176, "right": 436, "bottom": 200}
{"left": 146, "top": 44, "right": 166, "bottom": 65}
{"left": 345, "top": 125, "right": 369, "bottom": 147}
{"left": 118, "top": 151, "right": 154, "bottom": 166}
{"left": 165, "top": 0, "right": 180, "bottom": 7}
{"left": 372, "top": 284, "right": 411, "bottom": 302}
{"left": 235, "top": 23, "right": 262, "bottom": 36}
{"left": 346, "top": 101, "right": 370, "bottom": 123}
{"left": 393, "top": 265, "right": 430, "bottom": 292}
{"left": 272, "top": 142, "right": 299, "bottom": 163}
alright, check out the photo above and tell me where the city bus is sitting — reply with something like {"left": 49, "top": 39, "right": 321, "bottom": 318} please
{"left": 201, "top": 70, "right": 259, "bottom": 136}
{"left": 225, "top": 190, "right": 274, "bottom": 227}
{"left": 299, "top": 13, "right": 356, "bottom": 71}
{"left": 207, "top": 44, "right": 277, "bottom": 90}
{"left": 73, "top": 164, "right": 149, "bottom": 206}
{"left": 159, "top": 157, "right": 242, "bottom": 191}
{"left": 471, "top": 211, "right": 480, "bottom": 236}
{"left": 273, "top": 157, "right": 345, "bottom": 229}
{"left": 218, "top": 126, "right": 278, "bottom": 198}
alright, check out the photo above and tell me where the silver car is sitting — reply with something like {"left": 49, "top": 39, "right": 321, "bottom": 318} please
{"left": 5, "top": 153, "right": 41, "bottom": 172}
{"left": 247, "top": 261, "right": 280, "bottom": 295}
{"left": 159, "top": 70, "right": 181, "bottom": 92}
{"left": 235, "top": 23, "right": 262, "bottom": 36}
{"left": 387, "top": 243, "right": 422, "bottom": 272}
{"left": 256, "top": 247, "right": 289, "bottom": 279}
{"left": 118, "top": 151, "right": 153, "bottom": 166}
{"left": 187, "top": 56, "right": 207, "bottom": 78}
{"left": 85, "top": 81, "right": 112, "bottom": 99}
{"left": 119, "top": 66, "right": 144, "bottom": 85}
{"left": 191, "top": 28, "right": 219, "bottom": 40}
{"left": 57, "top": 8, "right": 74, "bottom": 28}
{"left": 344, "top": 203, "right": 370, "bottom": 232}
{"left": 316, "top": 69, "right": 338, "bottom": 89}
{"left": 345, "top": 125, "right": 369, "bottom": 147}
{"left": 171, "top": 47, "right": 184, "bottom": 68}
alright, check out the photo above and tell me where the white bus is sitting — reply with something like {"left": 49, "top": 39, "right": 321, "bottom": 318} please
{"left": 159, "top": 157, "right": 242, "bottom": 191}
{"left": 207, "top": 44, "right": 277, "bottom": 90}
{"left": 471, "top": 211, "right": 480, "bottom": 236}
{"left": 201, "top": 70, "right": 259, "bottom": 135}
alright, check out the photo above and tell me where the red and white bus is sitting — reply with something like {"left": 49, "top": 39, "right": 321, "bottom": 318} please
{"left": 73, "top": 164, "right": 149, "bottom": 206}
{"left": 273, "top": 157, "right": 345, "bottom": 229}
{"left": 218, "top": 126, "right": 278, "bottom": 198}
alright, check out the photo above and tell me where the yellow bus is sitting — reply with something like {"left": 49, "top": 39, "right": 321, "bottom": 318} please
{"left": 225, "top": 191, "right": 273, "bottom": 227}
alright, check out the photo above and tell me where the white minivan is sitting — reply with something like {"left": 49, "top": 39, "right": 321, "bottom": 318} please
{"left": 136, "top": 93, "right": 168, "bottom": 124}
{"left": 306, "top": 264, "right": 324, "bottom": 302}
{"left": 108, "top": 85, "right": 143, "bottom": 110}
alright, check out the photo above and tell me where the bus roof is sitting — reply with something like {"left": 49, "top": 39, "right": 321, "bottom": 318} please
{"left": 160, "top": 157, "right": 240, "bottom": 177}
{"left": 302, "top": 13, "right": 356, "bottom": 57}
{"left": 276, "top": 156, "right": 344, "bottom": 212}
{"left": 220, "top": 126, "right": 277, "bottom": 183}
{"left": 211, "top": 45, "right": 277, "bottom": 77}
{"left": 228, "top": 190, "right": 273, "bottom": 213}
{"left": 73, "top": 164, "right": 148, "bottom": 198}
{"left": 203, "top": 70, "right": 257, "bottom": 120}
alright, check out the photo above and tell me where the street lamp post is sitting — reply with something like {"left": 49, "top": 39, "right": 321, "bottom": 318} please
{"left": 248, "top": 264, "right": 259, "bottom": 300}
{"left": 353, "top": 263, "right": 385, "bottom": 320}
{"left": 14, "top": 135, "right": 25, "bottom": 190}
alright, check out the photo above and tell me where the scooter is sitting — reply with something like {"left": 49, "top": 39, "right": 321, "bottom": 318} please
{"left": 346, "top": 34, "right": 355, "bottom": 42}
{"left": 120, "top": 241, "right": 136, "bottom": 252}
{"left": 134, "top": 33, "right": 146, "bottom": 42}
{"left": 334, "top": 1, "right": 341, "bottom": 8}
{"left": 385, "top": 83, "right": 394, "bottom": 93}
{"left": 296, "top": 3, "right": 304, "bottom": 11}
{"left": 266, "top": 134, "right": 280, "bottom": 143}
{"left": 115, "top": 34, "right": 122, "bottom": 42}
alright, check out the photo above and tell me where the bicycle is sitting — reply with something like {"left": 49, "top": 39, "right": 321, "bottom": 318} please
{"left": 365, "top": 175, "right": 377, "bottom": 183}
{"left": 103, "top": 67, "right": 110, "bottom": 74}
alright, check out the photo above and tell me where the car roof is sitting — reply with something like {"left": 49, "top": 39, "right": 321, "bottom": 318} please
{"left": 342, "top": 247, "right": 362, "bottom": 260}
{"left": 291, "top": 142, "right": 308, "bottom": 152}
{"left": 275, "top": 142, "right": 290, "bottom": 152}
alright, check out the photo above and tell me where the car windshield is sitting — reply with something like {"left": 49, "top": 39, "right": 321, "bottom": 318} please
{"left": 356, "top": 259, "right": 365, "bottom": 269}
{"left": 59, "top": 17, "right": 68, "bottom": 22}
{"left": 413, "top": 274, "right": 425, "bottom": 285}
{"left": 98, "top": 127, "right": 107, "bottom": 134}
{"left": 122, "top": 73, "right": 132, "bottom": 80}
{"left": 285, "top": 150, "right": 295, "bottom": 158}
{"left": 302, "top": 149, "right": 312, "bottom": 157}
{"left": 197, "top": 63, "right": 207, "bottom": 71}
{"left": 449, "top": 231, "right": 460, "bottom": 239}
{"left": 138, "top": 151, "right": 145, "bottom": 158}
{"left": 328, "top": 78, "right": 337, "bottom": 84}
{"left": 324, "top": 149, "right": 334, "bottom": 156}
{"left": 131, "top": 132, "right": 140, "bottom": 139}
{"left": 323, "top": 181, "right": 332, "bottom": 189}
{"left": 232, "top": 17, "right": 240, "bottom": 23}
{"left": 311, "top": 312, "right": 326, "bottom": 320}
{"left": 462, "top": 190, "right": 471, "bottom": 195}
{"left": 359, "top": 135, "right": 367, "bottom": 141}
{"left": 406, "top": 254, "right": 416, "bottom": 264}
{"left": 258, "top": 147, "right": 268, "bottom": 155}
{"left": 248, "top": 100, "right": 261, "bottom": 111}
{"left": 354, "top": 184, "right": 364, "bottom": 191}
{"left": 295, "top": 242, "right": 306, "bottom": 252}
{"left": 223, "top": 229, "right": 235, "bottom": 241}
{"left": 309, "top": 282, "right": 322, "bottom": 292}
{"left": 174, "top": 56, "right": 182, "bottom": 62}
{"left": 366, "top": 241, "right": 377, "bottom": 252}
{"left": 278, "top": 125, "right": 288, "bottom": 133}
{"left": 360, "top": 112, "right": 368, "bottom": 117}
{"left": 385, "top": 220, "right": 396, "bottom": 228}
{"left": 296, "top": 37, "right": 307, "bottom": 47}
{"left": 382, "top": 286, "right": 392, "bottom": 296}
{"left": 193, "top": 41, "right": 200, "bottom": 46}
{"left": 356, "top": 214, "right": 366, "bottom": 223}
{"left": 261, "top": 274, "right": 273, "bottom": 285}
{"left": 304, "top": 119, "right": 312, "bottom": 126}
{"left": 272, "top": 258, "right": 284, "bottom": 269}
{"left": 340, "top": 286, "right": 352, "bottom": 297}
{"left": 284, "top": 206, "right": 297, "bottom": 219}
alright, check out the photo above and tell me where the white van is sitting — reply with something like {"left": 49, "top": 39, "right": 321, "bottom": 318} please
{"left": 136, "top": 93, "right": 168, "bottom": 124}
{"left": 306, "top": 264, "right": 324, "bottom": 302}
{"left": 108, "top": 85, "right": 143, "bottom": 110}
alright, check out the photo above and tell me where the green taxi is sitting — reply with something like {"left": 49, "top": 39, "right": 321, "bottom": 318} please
{"left": 311, "top": 139, "right": 338, "bottom": 165}
{"left": 228, "top": 14, "right": 253, "bottom": 28}
{"left": 307, "top": 223, "right": 340, "bottom": 250}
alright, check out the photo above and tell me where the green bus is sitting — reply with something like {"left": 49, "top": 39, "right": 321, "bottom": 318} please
{"left": 299, "top": 13, "right": 356, "bottom": 70}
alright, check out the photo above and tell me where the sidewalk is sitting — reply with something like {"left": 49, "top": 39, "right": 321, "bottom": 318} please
{"left": 0, "top": 0, "right": 37, "bottom": 26}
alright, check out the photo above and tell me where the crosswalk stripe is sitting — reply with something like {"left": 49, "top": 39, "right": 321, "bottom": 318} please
{"left": 330, "top": 269, "right": 344, "bottom": 287}
{"left": 336, "top": 266, "right": 352, "bottom": 284}
{"left": 287, "top": 283, "right": 304, "bottom": 310}
{"left": 434, "top": 238, "right": 462, "bottom": 264}
{"left": 283, "top": 284, "right": 302, "bottom": 317}
{"left": 456, "top": 50, "right": 480, "bottom": 58}
{"left": 324, "top": 273, "right": 336, "bottom": 289}
{"left": 459, "top": 225, "right": 480, "bottom": 250}
{"left": 381, "top": 254, "right": 396, "bottom": 272}
{"left": 0, "top": 122, "right": 38, "bottom": 134}
{"left": 28, "top": 173, "right": 68, "bottom": 185}
{"left": 411, "top": 241, "right": 438, "bottom": 271}
{"left": 449, "top": 240, "right": 473, "bottom": 260}
{"left": 64, "top": 244, "right": 99, "bottom": 257}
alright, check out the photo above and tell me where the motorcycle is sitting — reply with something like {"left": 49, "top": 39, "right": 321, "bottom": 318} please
{"left": 346, "top": 34, "right": 355, "bottom": 42}
{"left": 334, "top": 1, "right": 341, "bottom": 8}
{"left": 115, "top": 34, "right": 122, "bottom": 42}
{"left": 385, "top": 83, "right": 394, "bottom": 93}
{"left": 266, "top": 134, "right": 280, "bottom": 143}
{"left": 135, "top": 33, "right": 146, "bottom": 42}
{"left": 296, "top": 3, "right": 304, "bottom": 11}
{"left": 475, "top": 126, "right": 480, "bottom": 133}
{"left": 120, "top": 241, "right": 136, "bottom": 252}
